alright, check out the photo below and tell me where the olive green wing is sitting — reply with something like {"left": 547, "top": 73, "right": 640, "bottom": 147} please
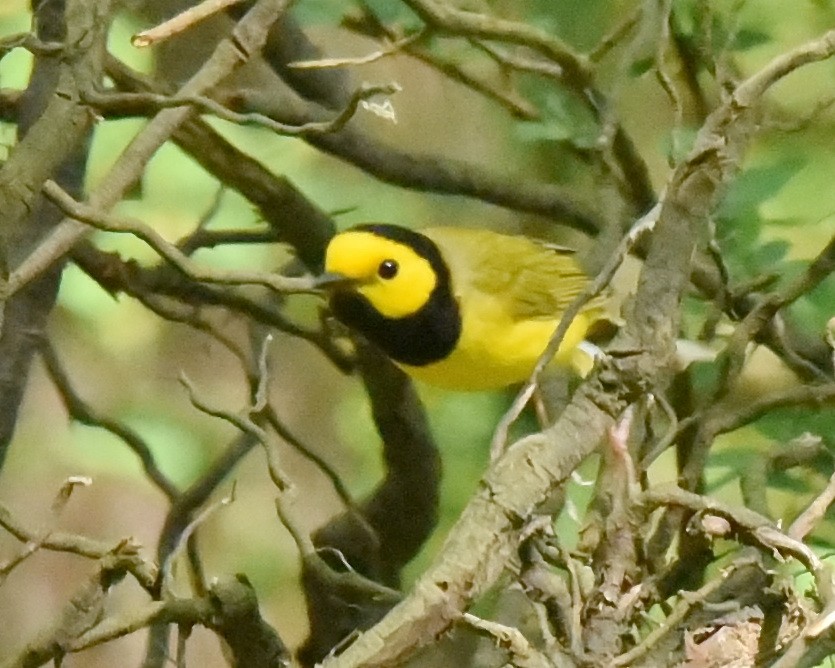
{"left": 424, "top": 227, "right": 594, "bottom": 321}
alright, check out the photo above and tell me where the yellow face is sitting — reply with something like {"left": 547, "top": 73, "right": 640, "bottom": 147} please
{"left": 324, "top": 230, "right": 437, "bottom": 319}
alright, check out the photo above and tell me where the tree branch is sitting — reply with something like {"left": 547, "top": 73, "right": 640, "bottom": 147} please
{"left": 3, "top": 0, "right": 295, "bottom": 300}
{"left": 318, "top": 26, "right": 835, "bottom": 668}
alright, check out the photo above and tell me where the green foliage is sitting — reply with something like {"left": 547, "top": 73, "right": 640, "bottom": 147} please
{"left": 514, "top": 86, "right": 600, "bottom": 149}
{"left": 715, "top": 158, "right": 806, "bottom": 280}
{"left": 791, "top": 275, "right": 835, "bottom": 333}
{"left": 756, "top": 408, "right": 835, "bottom": 450}
{"left": 732, "top": 28, "right": 773, "bottom": 51}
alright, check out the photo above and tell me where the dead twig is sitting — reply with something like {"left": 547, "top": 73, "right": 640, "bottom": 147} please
{"left": 43, "top": 180, "right": 318, "bottom": 294}
{"left": 132, "top": 0, "right": 248, "bottom": 47}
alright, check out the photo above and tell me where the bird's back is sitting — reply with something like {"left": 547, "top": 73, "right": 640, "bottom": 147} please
{"left": 423, "top": 227, "right": 597, "bottom": 320}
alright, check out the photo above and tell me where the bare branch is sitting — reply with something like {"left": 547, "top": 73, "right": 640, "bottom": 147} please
{"left": 289, "top": 31, "right": 424, "bottom": 70}
{"left": 788, "top": 472, "right": 835, "bottom": 542}
{"left": 589, "top": 6, "right": 643, "bottom": 63}
{"left": 491, "top": 204, "right": 660, "bottom": 459}
{"left": 3, "top": 0, "right": 295, "bottom": 300}
{"left": 462, "top": 613, "right": 552, "bottom": 668}
{"left": 612, "top": 557, "right": 763, "bottom": 667}
{"left": 132, "top": 0, "right": 248, "bottom": 47}
{"left": 318, "top": 26, "right": 835, "bottom": 668}
{"left": 0, "top": 502, "right": 157, "bottom": 591}
{"left": 85, "top": 81, "right": 401, "bottom": 136}
{"left": 43, "top": 180, "right": 318, "bottom": 294}
{"left": 399, "top": 0, "right": 593, "bottom": 91}
{"left": 40, "top": 341, "right": 179, "bottom": 500}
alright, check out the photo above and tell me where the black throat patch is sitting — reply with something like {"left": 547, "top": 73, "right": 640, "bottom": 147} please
{"left": 329, "top": 225, "right": 462, "bottom": 367}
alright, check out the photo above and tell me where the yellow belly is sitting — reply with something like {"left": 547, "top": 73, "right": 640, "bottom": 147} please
{"left": 399, "top": 297, "right": 595, "bottom": 391}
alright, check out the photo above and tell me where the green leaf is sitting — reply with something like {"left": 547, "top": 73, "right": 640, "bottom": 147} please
{"left": 789, "top": 273, "right": 835, "bottom": 332}
{"left": 715, "top": 159, "right": 806, "bottom": 278}
{"left": 515, "top": 120, "right": 573, "bottom": 143}
{"left": 769, "top": 468, "right": 817, "bottom": 494}
{"left": 756, "top": 239, "right": 790, "bottom": 266}
{"left": 515, "top": 86, "right": 599, "bottom": 148}
{"left": 629, "top": 56, "right": 654, "bottom": 78}
{"left": 756, "top": 409, "right": 835, "bottom": 452}
{"left": 717, "top": 159, "right": 806, "bottom": 223}
{"left": 732, "top": 29, "right": 772, "bottom": 51}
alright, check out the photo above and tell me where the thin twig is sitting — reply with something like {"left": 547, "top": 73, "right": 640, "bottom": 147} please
{"left": 176, "top": 228, "right": 284, "bottom": 255}
{"left": 490, "top": 202, "right": 661, "bottom": 457}
{"left": 655, "top": 0, "right": 684, "bottom": 163}
{"left": 43, "top": 180, "right": 318, "bottom": 294}
{"left": 84, "top": 82, "right": 401, "bottom": 136}
{"left": 160, "top": 486, "right": 236, "bottom": 597}
{"left": 400, "top": 0, "right": 593, "bottom": 90}
{"left": 461, "top": 613, "right": 551, "bottom": 668}
{"left": 702, "top": 383, "right": 835, "bottom": 440}
{"left": 472, "top": 40, "right": 563, "bottom": 79}
{"left": 3, "top": 0, "right": 295, "bottom": 301}
{"left": 0, "top": 502, "right": 157, "bottom": 591}
{"left": 639, "top": 392, "right": 679, "bottom": 469}
{"left": 344, "top": 8, "right": 540, "bottom": 119}
{"left": 589, "top": 6, "right": 643, "bottom": 63}
{"left": 612, "top": 557, "right": 762, "bottom": 666}
{"left": 264, "top": 406, "right": 357, "bottom": 509}
{"left": 71, "top": 243, "right": 354, "bottom": 373}
{"left": 67, "top": 599, "right": 208, "bottom": 651}
{"left": 178, "top": 347, "right": 291, "bottom": 494}
{"left": 41, "top": 341, "right": 179, "bottom": 500}
{"left": 132, "top": 0, "right": 248, "bottom": 47}
{"left": 289, "top": 32, "right": 425, "bottom": 69}
{"left": 0, "top": 539, "right": 40, "bottom": 583}
{"left": 788, "top": 471, "right": 835, "bottom": 541}
{"left": 0, "top": 32, "right": 64, "bottom": 56}
{"left": 489, "top": 383, "right": 536, "bottom": 461}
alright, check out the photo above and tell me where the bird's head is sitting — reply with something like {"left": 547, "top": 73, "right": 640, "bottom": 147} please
{"left": 317, "top": 224, "right": 442, "bottom": 319}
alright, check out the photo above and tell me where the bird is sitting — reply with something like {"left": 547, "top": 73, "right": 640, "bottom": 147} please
{"left": 315, "top": 224, "right": 608, "bottom": 391}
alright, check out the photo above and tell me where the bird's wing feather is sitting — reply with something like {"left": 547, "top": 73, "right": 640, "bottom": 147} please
{"left": 424, "top": 227, "right": 595, "bottom": 321}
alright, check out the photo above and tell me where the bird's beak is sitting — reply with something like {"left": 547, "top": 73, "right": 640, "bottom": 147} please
{"left": 313, "top": 272, "right": 355, "bottom": 290}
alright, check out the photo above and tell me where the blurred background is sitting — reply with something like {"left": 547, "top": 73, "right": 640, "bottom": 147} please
{"left": 1, "top": 0, "right": 834, "bottom": 664}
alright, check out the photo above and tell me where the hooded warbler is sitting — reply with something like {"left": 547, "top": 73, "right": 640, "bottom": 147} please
{"left": 317, "top": 224, "right": 606, "bottom": 391}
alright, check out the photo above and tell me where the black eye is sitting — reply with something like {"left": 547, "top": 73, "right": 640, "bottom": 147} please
{"left": 378, "top": 259, "right": 399, "bottom": 279}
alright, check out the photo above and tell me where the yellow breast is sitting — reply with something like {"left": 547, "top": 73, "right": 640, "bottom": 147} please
{"left": 399, "top": 291, "right": 595, "bottom": 391}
